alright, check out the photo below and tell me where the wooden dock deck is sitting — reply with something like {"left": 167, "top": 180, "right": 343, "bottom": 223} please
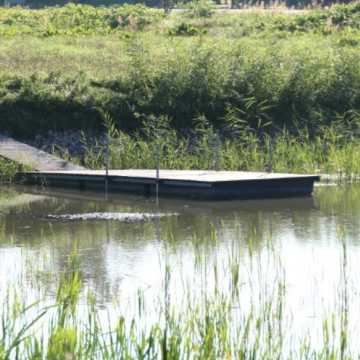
{"left": 16, "top": 169, "right": 320, "bottom": 200}
{"left": 0, "top": 133, "right": 320, "bottom": 200}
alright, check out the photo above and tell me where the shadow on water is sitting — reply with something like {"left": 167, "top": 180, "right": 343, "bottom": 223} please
{"left": 2, "top": 184, "right": 319, "bottom": 250}
{"left": 13, "top": 184, "right": 317, "bottom": 214}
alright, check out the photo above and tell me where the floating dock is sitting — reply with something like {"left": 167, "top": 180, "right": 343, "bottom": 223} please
{"left": 16, "top": 169, "right": 320, "bottom": 200}
{"left": 0, "top": 133, "right": 320, "bottom": 200}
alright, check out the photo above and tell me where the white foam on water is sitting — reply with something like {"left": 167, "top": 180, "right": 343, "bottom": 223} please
{"left": 47, "top": 212, "right": 177, "bottom": 222}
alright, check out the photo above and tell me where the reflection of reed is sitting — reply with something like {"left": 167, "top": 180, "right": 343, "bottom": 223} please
{"left": 0, "top": 188, "right": 47, "bottom": 213}
{"left": 2, "top": 184, "right": 360, "bottom": 310}
{"left": 1, "top": 186, "right": 360, "bottom": 357}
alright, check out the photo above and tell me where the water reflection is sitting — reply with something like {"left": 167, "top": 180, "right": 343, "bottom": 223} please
{"left": 0, "top": 184, "right": 359, "bottom": 342}
{"left": 0, "top": 185, "right": 319, "bottom": 259}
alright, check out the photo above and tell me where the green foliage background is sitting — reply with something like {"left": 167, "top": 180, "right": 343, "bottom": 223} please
{"left": 1, "top": 3, "right": 360, "bottom": 139}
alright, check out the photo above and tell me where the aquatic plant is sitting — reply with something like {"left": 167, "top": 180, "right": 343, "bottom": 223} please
{"left": 0, "top": 225, "right": 356, "bottom": 359}
{"left": 0, "top": 158, "right": 22, "bottom": 183}
{"left": 73, "top": 123, "right": 360, "bottom": 180}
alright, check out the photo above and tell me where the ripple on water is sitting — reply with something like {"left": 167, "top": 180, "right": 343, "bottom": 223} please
{"left": 46, "top": 212, "right": 178, "bottom": 222}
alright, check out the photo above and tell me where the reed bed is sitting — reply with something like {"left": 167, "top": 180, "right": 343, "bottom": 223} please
{"left": 0, "top": 224, "right": 355, "bottom": 359}
{"left": 3, "top": 117, "right": 360, "bottom": 182}
{"left": 72, "top": 120, "right": 360, "bottom": 180}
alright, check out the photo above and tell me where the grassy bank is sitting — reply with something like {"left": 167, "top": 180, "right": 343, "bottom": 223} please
{"left": 1, "top": 3, "right": 360, "bottom": 178}
{"left": 2, "top": 122, "right": 360, "bottom": 181}
{"left": 1, "top": 3, "right": 360, "bottom": 138}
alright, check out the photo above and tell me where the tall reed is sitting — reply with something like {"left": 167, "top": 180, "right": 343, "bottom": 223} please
{"left": 0, "top": 227, "right": 356, "bottom": 359}
{"left": 75, "top": 121, "right": 360, "bottom": 180}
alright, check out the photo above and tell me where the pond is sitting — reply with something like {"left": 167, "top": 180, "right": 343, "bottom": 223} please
{"left": 0, "top": 184, "right": 359, "bottom": 355}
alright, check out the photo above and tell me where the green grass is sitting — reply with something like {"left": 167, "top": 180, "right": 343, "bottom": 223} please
{"left": 67, "top": 120, "right": 360, "bottom": 179}
{"left": 0, "top": 227, "right": 354, "bottom": 359}
{"left": 0, "top": 4, "right": 164, "bottom": 36}
{"left": 0, "top": 158, "right": 22, "bottom": 183}
{"left": 3, "top": 116, "right": 360, "bottom": 182}
{"left": 1, "top": 3, "right": 360, "bottom": 138}
{"left": 1, "top": 3, "right": 360, "bottom": 177}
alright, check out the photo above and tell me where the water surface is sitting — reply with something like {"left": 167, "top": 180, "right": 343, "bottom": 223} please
{"left": 0, "top": 184, "right": 359, "bottom": 349}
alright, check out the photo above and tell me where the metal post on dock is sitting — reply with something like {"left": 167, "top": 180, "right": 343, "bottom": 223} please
{"left": 267, "top": 136, "right": 275, "bottom": 173}
{"left": 105, "top": 132, "right": 110, "bottom": 198}
{"left": 155, "top": 142, "right": 160, "bottom": 206}
{"left": 213, "top": 131, "right": 221, "bottom": 171}
{"left": 268, "top": 137, "right": 272, "bottom": 173}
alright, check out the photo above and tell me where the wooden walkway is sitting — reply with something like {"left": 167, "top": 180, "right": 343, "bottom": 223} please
{"left": 0, "top": 134, "right": 84, "bottom": 171}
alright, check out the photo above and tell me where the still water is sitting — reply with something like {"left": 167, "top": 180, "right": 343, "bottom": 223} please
{"left": 0, "top": 184, "right": 360, "bottom": 349}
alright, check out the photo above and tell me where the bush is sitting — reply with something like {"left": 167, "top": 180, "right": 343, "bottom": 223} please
{"left": 168, "top": 21, "right": 206, "bottom": 35}
{"left": 0, "top": 4, "right": 164, "bottom": 36}
{"left": 183, "top": 0, "right": 214, "bottom": 18}
{"left": 108, "top": 4, "right": 165, "bottom": 30}
{"left": 2, "top": 4, "right": 360, "bottom": 139}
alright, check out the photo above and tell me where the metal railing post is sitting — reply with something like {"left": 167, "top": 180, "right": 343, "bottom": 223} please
{"left": 213, "top": 131, "right": 221, "bottom": 171}
{"left": 105, "top": 132, "right": 110, "bottom": 198}
{"left": 155, "top": 142, "right": 160, "bottom": 205}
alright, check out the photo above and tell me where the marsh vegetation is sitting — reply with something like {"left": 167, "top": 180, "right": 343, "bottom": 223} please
{"left": 0, "top": 3, "right": 360, "bottom": 178}
{"left": 1, "top": 3, "right": 360, "bottom": 358}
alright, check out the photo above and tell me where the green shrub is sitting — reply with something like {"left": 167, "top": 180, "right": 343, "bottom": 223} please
{"left": 0, "top": 4, "right": 164, "bottom": 36}
{"left": 183, "top": 0, "right": 214, "bottom": 18}
{"left": 1, "top": 4, "right": 360, "bottom": 141}
{"left": 168, "top": 21, "right": 206, "bottom": 35}
{"left": 0, "top": 158, "right": 25, "bottom": 182}
{"left": 107, "top": 4, "right": 165, "bottom": 30}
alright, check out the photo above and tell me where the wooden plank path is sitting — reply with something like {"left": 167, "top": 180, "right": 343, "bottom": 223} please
{"left": 0, "top": 134, "right": 84, "bottom": 171}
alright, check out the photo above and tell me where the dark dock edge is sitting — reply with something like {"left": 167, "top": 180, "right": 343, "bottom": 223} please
{"left": 14, "top": 171, "right": 321, "bottom": 201}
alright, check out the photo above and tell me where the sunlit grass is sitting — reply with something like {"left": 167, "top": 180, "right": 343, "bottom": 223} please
{"left": 1, "top": 3, "right": 360, "bottom": 138}
{"left": 1, "top": 4, "right": 360, "bottom": 180}
{"left": 73, "top": 124, "right": 360, "bottom": 179}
